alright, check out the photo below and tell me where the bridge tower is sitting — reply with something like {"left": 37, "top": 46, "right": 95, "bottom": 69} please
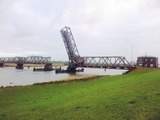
{"left": 60, "top": 26, "right": 84, "bottom": 72}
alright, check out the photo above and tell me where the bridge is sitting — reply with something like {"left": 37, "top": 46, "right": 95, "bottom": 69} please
{"left": 0, "top": 26, "right": 135, "bottom": 72}
{"left": 82, "top": 56, "right": 131, "bottom": 69}
{"left": 0, "top": 56, "right": 52, "bottom": 69}
{"left": 59, "top": 26, "right": 135, "bottom": 73}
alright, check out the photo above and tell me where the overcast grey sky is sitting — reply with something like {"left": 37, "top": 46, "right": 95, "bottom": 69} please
{"left": 0, "top": 0, "right": 160, "bottom": 61}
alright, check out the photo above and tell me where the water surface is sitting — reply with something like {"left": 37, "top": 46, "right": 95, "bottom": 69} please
{"left": 0, "top": 67, "right": 127, "bottom": 87}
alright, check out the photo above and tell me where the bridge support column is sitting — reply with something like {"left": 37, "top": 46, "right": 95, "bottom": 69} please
{"left": 44, "top": 63, "right": 52, "bottom": 71}
{"left": 66, "top": 62, "right": 77, "bottom": 73}
{"left": 16, "top": 63, "right": 24, "bottom": 69}
{"left": 0, "top": 63, "right": 4, "bottom": 67}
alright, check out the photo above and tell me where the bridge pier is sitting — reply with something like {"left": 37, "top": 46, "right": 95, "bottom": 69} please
{"left": 44, "top": 63, "right": 53, "bottom": 71}
{"left": 0, "top": 63, "right": 4, "bottom": 67}
{"left": 16, "top": 63, "right": 24, "bottom": 69}
{"left": 55, "top": 62, "right": 84, "bottom": 73}
{"left": 67, "top": 63, "right": 77, "bottom": 73}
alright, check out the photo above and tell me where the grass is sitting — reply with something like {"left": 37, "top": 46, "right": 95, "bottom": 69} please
{"left": 0, "top": 68, "right": 160, "bottom": 120}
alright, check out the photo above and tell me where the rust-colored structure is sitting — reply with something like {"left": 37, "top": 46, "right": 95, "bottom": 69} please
{"left": 137, "top": 56, "right": 158, "bottom": 68}
{"left": 60, "top": 26, "right": 133, "bottom": 73}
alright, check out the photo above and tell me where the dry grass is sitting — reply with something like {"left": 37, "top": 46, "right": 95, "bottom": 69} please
{"left": 33, "top": 74, "right": 101, "bottom": 85}
{"left": 58, "top": 74, "right": 99, "bottom": 82}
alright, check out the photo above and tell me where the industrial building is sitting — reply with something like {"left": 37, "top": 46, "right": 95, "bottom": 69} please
{"left": 137, "top": 56, "right": 158, "bottom": 68}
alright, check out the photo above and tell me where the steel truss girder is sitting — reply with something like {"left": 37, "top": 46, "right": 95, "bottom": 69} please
{"left": 0, "top": 56, "right": 51, "bottom": 64}
{"left": 60, "top": 26, "right": 80, "bottom": 63}
{"left": 81, "top": 56, "right": 131, "bottom": 69}
{"left": 60, "top": 26, "right": 134, "bottom": 71}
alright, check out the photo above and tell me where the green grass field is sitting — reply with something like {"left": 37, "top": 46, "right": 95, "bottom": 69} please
{"left": 0, "top": 68, "right": 160, "bottom": 120}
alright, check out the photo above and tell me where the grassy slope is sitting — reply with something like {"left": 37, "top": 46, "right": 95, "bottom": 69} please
{"left": 0, "top": 68, "right": 160, "bottom": 120}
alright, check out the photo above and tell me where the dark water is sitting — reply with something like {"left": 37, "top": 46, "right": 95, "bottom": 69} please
{"left": 0, "top": 67, "right": 127, "bottom": 87}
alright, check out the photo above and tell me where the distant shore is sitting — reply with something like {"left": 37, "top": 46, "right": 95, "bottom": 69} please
{"left": 3, "top": 63, "right": 64, "bottom": 67}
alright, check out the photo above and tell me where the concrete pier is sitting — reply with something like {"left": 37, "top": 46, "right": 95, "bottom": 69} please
{"left": 0, "top": 63, "right": 4, "bottom": 67}
{"left": 44, "top": 63, "right": 53, "bottom": 71}
{"left": 16, "top": 63, "right": 24, "bottom": 69}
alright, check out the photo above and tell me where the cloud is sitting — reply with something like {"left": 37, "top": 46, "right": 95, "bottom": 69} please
{"left": 58, "top": 0, "right": 160, "bottom": 60}
{"left": 0, "top": 0, "right": 160, "bottom": 61}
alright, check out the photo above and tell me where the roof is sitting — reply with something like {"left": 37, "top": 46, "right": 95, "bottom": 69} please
{"left": 137, "top": 56, "right": 158, "bottom": 59}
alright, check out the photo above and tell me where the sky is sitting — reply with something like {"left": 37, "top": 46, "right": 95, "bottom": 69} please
{"left": 0, "top": 0, "right": 160, "bottom": 62}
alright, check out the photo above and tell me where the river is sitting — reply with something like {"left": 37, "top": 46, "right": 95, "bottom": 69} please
{"left": 0, "top": 67, "right": 127, "bottom": 87}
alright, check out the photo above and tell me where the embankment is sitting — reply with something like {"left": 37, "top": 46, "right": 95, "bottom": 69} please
{"left": 0, "top": 68, "right": 160, "bottom": 120}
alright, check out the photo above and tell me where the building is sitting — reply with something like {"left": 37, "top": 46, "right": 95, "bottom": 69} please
{"left": 137, "top": 56, "right": 158, "bottom": 68}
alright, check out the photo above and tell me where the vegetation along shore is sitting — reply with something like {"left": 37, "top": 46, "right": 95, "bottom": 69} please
{"left": 0, "top": 68, "right": 160, "bottom": 120}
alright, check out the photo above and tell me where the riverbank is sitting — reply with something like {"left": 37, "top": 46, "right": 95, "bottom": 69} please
{"left": 0, "top": 68, "right": 160, "bottom": 120}
{"left": 33, "top": 74, "right": 102, "bottom": 85}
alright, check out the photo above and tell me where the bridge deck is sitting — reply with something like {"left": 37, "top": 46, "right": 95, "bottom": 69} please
{"left": 0, "top": 56, "right": 51, "bottom": 64}
{"left": 79, "top": 56, "right": 134, "bottom": 70}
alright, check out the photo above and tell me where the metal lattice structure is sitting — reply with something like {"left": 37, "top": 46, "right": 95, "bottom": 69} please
{"left": 0, "top": 56, "right": 51, "bottom": 64}
{"left": 60, "top": 26, "right": 84, "bottom": 65}
{"left": 60, "top": 26, "right": 133, "bottom": 71}
{"left": 82, "top": 56, "right": 131, "bottom": 69}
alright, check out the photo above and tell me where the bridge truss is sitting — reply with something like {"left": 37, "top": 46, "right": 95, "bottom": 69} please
{"left": 82, "top": 56, "right": 131, "bottom": 69}
{"left": 60, "top": 26, "right": 134, "bottom": 72}
{"left": 0, "top": 56, "right": 51, "bottom": 64}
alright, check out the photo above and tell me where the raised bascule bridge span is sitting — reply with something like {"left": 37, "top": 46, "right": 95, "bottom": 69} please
{"left": 57, "top": 26, "right": 135, "bottom": 73}
{"left": 0, "top": 56, "right": 52, "bottom": 70}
